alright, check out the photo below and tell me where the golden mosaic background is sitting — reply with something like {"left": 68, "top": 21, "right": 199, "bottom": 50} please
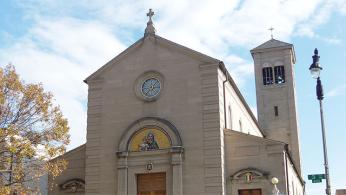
{"left": 129, "top": 127, "right": 171, "bottom": 152}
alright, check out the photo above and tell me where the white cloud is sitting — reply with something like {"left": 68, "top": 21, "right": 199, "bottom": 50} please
{"left": 224, "top": 55, "right": 254, "bottom": 86}
{"left": 18, "top": 0, "right": 341, "bottom": 49}
{"left": 295, "top": 0, "right": 346, "bottom": 44}
{"left": 0, "top": 17, "right": 126, "bottom": 149}
{"left": 321, "top": 36, "right": 342, "bottom": 45}
{"left": 1, "top": 0, "right": 345, "bottom": 149}
{"left": 326, "top": 84, "right": 346, "bottom": 97}
{"left": 30, "top": 17, "right": 125, "bottom": 70}
{"left": 340, "top": 1, "right": 346, "bottom": 15}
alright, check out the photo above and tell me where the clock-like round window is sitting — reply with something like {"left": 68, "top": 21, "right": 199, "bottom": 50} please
{"left": 141, "top": 78, "right": 161, "bottom": 98}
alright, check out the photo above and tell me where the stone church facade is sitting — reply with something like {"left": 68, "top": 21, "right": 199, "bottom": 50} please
{"left": 49, "top": 10, "right": 304, "bottom": 195}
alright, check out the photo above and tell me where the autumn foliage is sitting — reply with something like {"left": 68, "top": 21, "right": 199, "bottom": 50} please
{"left": 0, "top": 65, "right": 70, "bottom": 194}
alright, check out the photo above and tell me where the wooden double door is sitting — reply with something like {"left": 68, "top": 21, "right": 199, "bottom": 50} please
{"left": 137, "top": 172, "right": 166, "bottom": 195}
{"left": 238, "top": 189, "right": 262, "bottom": 195}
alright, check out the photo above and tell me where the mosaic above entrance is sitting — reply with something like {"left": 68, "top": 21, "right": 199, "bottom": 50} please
{"left": 129, "top": 127, "right": 171, "bottom": 152}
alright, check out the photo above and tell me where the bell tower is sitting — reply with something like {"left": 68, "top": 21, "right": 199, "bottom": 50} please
{"left": 251, "top": 39, "right": 301, "bottom": 173}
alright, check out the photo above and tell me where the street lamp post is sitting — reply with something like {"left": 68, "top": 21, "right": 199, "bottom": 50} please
{"left": 271, "top": 177, "right": 279, "bottom": 195}
{"left": 309, "top": 48, "right": 331, "bottom": 195}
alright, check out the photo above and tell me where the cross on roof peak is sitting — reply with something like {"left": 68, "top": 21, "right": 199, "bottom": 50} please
{"left": 268, "top": 27, "right": 274, "bottom": 39}
{"left": 144, "top": 9, "right": 156, "bottom": 36}
{"left": 147, "top": 9, "right": 154, "bottom": 22}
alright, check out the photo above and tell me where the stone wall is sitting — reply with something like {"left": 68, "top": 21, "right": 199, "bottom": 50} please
{"left": 224, "top": 130, "right": 293, "bottom": 195}
{"left": 49, "top": 145, "right": 86, "bottom": 195}
{"left": 252, "top": 45, "right": 301, "bottom": 173}
{"left": 220, "top": 68, "right": 262, "bottom": 136}
{"left": 84, "top": 36, "right": 225, "bottom": 194}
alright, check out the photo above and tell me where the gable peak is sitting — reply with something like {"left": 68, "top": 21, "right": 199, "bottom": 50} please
{"left": 250, "top": 38, "right": 296, "bottom": 63}
{"left": 251, "top": 38, "right": 292, "bottom": 52}
{"left": 144, "top": 9, "right": 156, "bottom": 37}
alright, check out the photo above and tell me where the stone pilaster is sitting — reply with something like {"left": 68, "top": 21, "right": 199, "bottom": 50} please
{"left": 116, "top": 152, "right": 128, "bottom": 195}
{"left": 171, "top": 146, "right": 183, "bottom": 195}
{"left": 85, "top": 79, "right": 103, "bottom": 194}
{"left": 200, "top": 63, "right": 225, "bottom": 195}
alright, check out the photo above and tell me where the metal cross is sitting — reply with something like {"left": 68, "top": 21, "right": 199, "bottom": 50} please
{"left": 268, "top": 27, "right": 274, "bottom": 39}
{"left": 147, "top": 9, "right": 154, "bottom": 22}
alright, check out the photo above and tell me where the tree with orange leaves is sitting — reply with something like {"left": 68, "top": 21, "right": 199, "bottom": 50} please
{"left": 0, "top": 65, "right": 70, "bottom": 194}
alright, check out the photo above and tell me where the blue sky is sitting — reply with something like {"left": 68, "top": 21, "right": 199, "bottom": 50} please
{"left": 0, "top": 0, "right": 345, "bottom": 194}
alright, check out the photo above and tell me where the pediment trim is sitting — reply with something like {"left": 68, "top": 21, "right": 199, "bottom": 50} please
{"left": 84, "top": 35, "right": 220, "bottom": 83}
{"left": 231, "top": 168, "right": 268, "bottom": 181}
{"left": 117, "top": 117, "right": 183, "bottom": 153}
{"left": 60, "top": 178, "right": 85, "bottom": 193}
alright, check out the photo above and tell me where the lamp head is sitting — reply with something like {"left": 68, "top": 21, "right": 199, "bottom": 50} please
{"left": 271, "top": 177, "right": 279, "bottom": 185}
{"left": 309, "top": 48, "right": 322, "bottom": 79}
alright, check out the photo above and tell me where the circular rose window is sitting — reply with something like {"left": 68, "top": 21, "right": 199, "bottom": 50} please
{"left": 134, "top": 72, "right": 163, "bottom": 102}
{"left": 141, "top": 78, "right": 161, "bottom": 98}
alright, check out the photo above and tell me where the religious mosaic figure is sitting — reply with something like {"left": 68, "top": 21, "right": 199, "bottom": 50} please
{"left": 139, "top": 132, "right": 159, "bottom": 151}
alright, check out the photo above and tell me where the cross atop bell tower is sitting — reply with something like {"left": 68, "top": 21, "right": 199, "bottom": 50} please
{"left": 144, "top": 9, "right": 156, "bottom": 36}
{"left": 268, "top": 27, "right": 274, "bottom": 39}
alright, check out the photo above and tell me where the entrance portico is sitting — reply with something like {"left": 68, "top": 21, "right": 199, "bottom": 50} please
{"left": 116, "top": 117, "right": 183, "bottom": 195}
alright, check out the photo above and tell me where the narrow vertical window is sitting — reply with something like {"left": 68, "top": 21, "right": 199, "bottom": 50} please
{"left": 274, "top": 66, "right": 285, "bottom": 84}
{"left": 274, "top": 106, "right": 279, "bottom": 116}
{"left": 239, "top": 119, "right": 243, "bottom": 132}
{"left": 228, "top": 105, "right": 232, "bottom": 129}
{"left": 262, "top": 67, "right": 273, "bottom": 85}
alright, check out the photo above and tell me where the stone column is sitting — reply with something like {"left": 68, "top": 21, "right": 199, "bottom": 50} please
{"left": 171, "top": 146, "right": 184, "bottom": 195}
{"left": 116, "top": 152, "right": 128, "bottom": 195}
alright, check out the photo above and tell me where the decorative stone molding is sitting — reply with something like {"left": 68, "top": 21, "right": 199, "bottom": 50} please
{"left": 60, "top": 179, "right": 85, "bottom": 193}
{"left": 134, "top": 71, "right": 164, "bottom": 102}
{"left": 170, "top": 146, "right": 184, "bottom": 154}
{"left": 118, "top": 117, "right": 182, "bottom": 152}
{"left": 231, "top": 168, "right": 268, "bottom": 183}
{"left": 116, "top": 117, "right": 184, "bottom": 195}
{"left": 229, "top": 168, "right": 271, "bottom": 195}
{"left": 116, "top": 151, "right": 129, "bottom": 158}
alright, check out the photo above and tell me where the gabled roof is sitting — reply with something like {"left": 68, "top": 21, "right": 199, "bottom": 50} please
{"left": 84, "top": 37, "right": 143, "bottom": 83}
{"left": 250, "top": 38, "right": 296, "bottom": 63}
{"left": 83, "top": 33, "right": 262, "bottom": 134}
{"left": 84, "top": 35, "right": 220, "bottom": 83}
{"left": 225, "top": 129, "right": 304, "bottom": 185}
{"left": 224, "top": 129, "right": 286, "bottom": 145}
{"left": 50, "top": 144, "right": 86, "bottom": 161}
{"left": 251, "top": 38, "right": 292, "bottom": 51}
{"left": 218, "top": 63, "right": 263, "bottom": 135}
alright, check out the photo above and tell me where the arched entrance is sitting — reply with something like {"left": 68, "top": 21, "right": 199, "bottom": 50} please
{"left": 117, "top": 117, "right": 184, "bottom": 195}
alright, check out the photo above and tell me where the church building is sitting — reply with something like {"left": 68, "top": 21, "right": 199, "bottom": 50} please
{"left": 49, "top": 9, "right": 305, "bottom": 195}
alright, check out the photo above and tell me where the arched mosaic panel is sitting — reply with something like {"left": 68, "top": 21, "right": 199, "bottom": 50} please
{"left": 129, "top": 127, "right": 171, "bottom": 152}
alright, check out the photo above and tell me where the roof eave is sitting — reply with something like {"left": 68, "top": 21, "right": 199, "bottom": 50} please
{"left": 250, "top": 44, "right": 296, "bottom": 64}
{"left": 84, "top": 37, "right": 145, "bottom": 84}
{"left": 218, "top": 62, "right": 265, "bottom": 137}
{"left": 84, "top": 34, "right": 221, "bottom": 84}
